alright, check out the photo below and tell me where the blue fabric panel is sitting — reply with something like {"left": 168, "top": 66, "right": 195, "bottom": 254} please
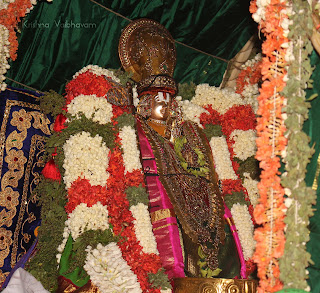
{"left": 0, "top": 86, "right": 53, "bottom": 284}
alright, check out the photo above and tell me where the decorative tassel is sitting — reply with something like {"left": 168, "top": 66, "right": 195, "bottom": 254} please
{"left": 54, "top": 113, "right": 67, "bottom": 132}
{"left": 42, "top": 158, "right": 61, "bottom": 181}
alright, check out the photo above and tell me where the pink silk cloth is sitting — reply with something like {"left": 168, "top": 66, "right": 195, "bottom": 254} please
{"left": 136, "top": 118, "right": 185, "bottom": 280}
{"left": 136, "top": 117, "right": 247, "bottom": 280}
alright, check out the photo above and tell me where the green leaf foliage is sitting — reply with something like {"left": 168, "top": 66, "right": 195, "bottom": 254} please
{"left": 39, "top": 90, "right": 65, "bottom": 118}
{"left": 202, "top": 124, "right": 223, "bottom": 140}
{"left": 125, "top": 184, "right": 149, "bottom": 207}
{"left": 66, "top": 229, "right": 117, "bottom": 275}
{"left": 235, "top": 156, "right": 260, "bottom": 181}
{"left": 148, "top": 268, "right": 172, "bottom": 290}
{"left": 109, "top": 68, "right": 133, "bottom": 86}
{"left": 178, "top": 82, "right": 196, "bottom": 100}
{"left": 279, "top": 0, "right": 317, "bottom": 289}
{"left": 224, "top": 191, "right": 249, "bottom": 210}
{"left": 116, "top": 112, "right": 136, "bottom": 129}
{"left": 27, "top": 178, "right": 67, "bottom": 292}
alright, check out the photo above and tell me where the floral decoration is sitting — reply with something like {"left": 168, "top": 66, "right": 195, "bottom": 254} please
{"left": 192, "top": 84, "right": 245, "bottom": 114}
{"left": 63, "top": 131, "right": 110, "bottom": 189}
{"left": 230, "top": 129, "right": 257, "bottom": 161}
{"left": 187, "top": 75, "right": 260, "bottom": 274}
{"left": 249, "top": 0, "right": 291, "bottom": 291}
{"left": 235, "top": 54, "right": 262, "bottom": 114}
{"left": 30, "top": 62, "right": 261, "bottom": 290}
{"left": 231, "top": 203, "right": 256, "bottom": 261}
{"left": 64, "top": 202, "right": 110, "bottom": 241}
{"left": 0, "top": 0, "right": 53, "bottom": 91}
{"left": 278, "top": 1, "right": 316, "bottom": 291}
{"left": 119, "top": 126, "right": 142, "bottom": 173}
{"left": 209, "top": 136, "right": 238, "bottom": 180}
{"left": 84, "top": 242, "right": 142, "bottom": 293}
{"left": 130, "top": 203, "right": 159, "bottom": 255}
{"left": 67, "top": 94, "right": 113, "bottom": 125}
{"left": 33, "top": 66, "right": 170, "bottom": 292}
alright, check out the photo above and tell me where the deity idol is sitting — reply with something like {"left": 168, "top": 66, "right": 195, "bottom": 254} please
{"left": 33, "top": 18, "right": 256, "bottom": 293}
{"left": 118, "top": 19, "right": 256, "bottom": 292}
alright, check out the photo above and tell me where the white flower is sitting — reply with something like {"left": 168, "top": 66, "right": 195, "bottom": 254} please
{"left": 242, "top": 173, "right": 259, "bottom": 208}
{"left": 241, "top": 84, "right": 259, "bottom": 114}
{"left": 230, "top": 129, "right": 257, "bottom": 161}
{"left": 130, "top": 203, "right": 159, "bottom": 255}
{"left": 67, "top": 94, "right": 113, "bottom": 125}
{"left": 209, "top": 136, "right": 237, "bottom": 180}
{"left": 231, "top": 203, "right": 256, "bottom": 260}
{"left": 63, "top": 131, "right": 110, "bottom": 188}
{"left": 132, "top": 85, "right": 139, "bottom": 107}
{"left": 84, "top": 242, "right": 142, "bottom": 292}
{"left": 73, "top": 65, "right": 120, "bottom": 83}
{"left": 66, "top": 202, "right": 110, "bottom": 240}
{"left": 178, "top": 99, "right": 209, "bottom": 127}
{"left": 0, "top": 0, "right": 12, "bottom": 10}
{"left": 0, "top": 25, "right": 10, "bottom": 91}
{"left": 284, "top": 197, "right": 293, "bottom": 208}
{"left": 191, "top": 84, "right": 244, "bottom": 114}
{"left": 119, "top": 126, "right": 142, "bottom": 173}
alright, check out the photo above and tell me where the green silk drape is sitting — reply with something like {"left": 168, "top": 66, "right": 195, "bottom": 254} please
{"left": 6, "top": 0, "right": 254, "bottom": 94}
{"left": 304, "top": 51, "right": 320, "bottom": 293}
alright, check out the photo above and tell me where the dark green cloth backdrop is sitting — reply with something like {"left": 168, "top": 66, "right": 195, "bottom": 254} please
{"left": 4, "top": 0, "right": 320, "bottom": 291}
{"left": 303, "top": 51, "right": 320, "bottom": 293}
{"left": 6, "top": 0, "right": 254, "bottom": 93}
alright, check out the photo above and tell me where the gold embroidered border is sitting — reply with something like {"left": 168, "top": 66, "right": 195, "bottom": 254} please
{"left": 150, "top": 208, "right": 175, "bottom": 223}
{"left": 0, "top": 94, "right": 50, "bottom": 279}
{"left": 11, "top": 135, "right": 45, "bottom": 267}
{"left": 0, "top": 99, "right": 41, "bottom": 174}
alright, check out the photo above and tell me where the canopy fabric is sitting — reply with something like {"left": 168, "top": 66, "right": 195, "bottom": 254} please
{"left": 5, "top": 0, "right": 255, "bottom": 93}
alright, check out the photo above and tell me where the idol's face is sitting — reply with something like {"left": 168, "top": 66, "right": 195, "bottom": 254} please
{"left": 150, "top": 92, "right": 172, "bottom": 121}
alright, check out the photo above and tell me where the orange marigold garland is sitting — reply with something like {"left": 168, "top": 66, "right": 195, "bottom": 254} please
{"left": 250, "top": 0, "right": 289, "bottom": 292}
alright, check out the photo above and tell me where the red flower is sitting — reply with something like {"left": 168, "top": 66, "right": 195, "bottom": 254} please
{"left": 65, "top": 71, "right": 112, "bottom": 105}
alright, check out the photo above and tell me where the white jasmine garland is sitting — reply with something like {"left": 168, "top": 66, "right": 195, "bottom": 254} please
{"left": 0, "top": 25, "right": 10, "bottom": 91}
{"left": 119, "top": 126, "right": 142, "bottom": 173}
{"left": 230, "top": 129, "right": 257, "bottom": 161}
{"left": 73, "top": 64, "right": 120, "bottom": 83}
{"left": 241, "top": 84, "right": 259, "bottom": 114}
{"left": 178, "top": 99, "right": 209, "bottom": 128}
{"left": 241, "top": 53, "right": 261, "bottom": 68}
{"left": 130, "top": 203, "right": 159, "bottom": 255}
{"left": 209, "top": 136, "right": 237, "bottom": 180}
{"left": 191, "top": 84, "right": 245, "bottom": 114}
{"left": 63, "top": 131, "right": 110, "bottom": 189}
{"left": 252, "top": 0, "right": 270, "bottom": 23}
{"left": 231, "top": 203, "right": 256, "bottom": 260}
{"left": 84, "top": 242, "right": 142, "bottom": 293}
{"left": 66, "top": 202, "right": 110, "bottom": 240}
{"left": 242, "top": 173, "right": 259, "bottom": 208}
{"left": 0, "top": 0, "right": 14, "bottom": 11}
{"left": 132, "top": 85, "right": 139, "bottom": 107}
{"left": 67, "top": 94, "right": 113, "bottom": 125}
